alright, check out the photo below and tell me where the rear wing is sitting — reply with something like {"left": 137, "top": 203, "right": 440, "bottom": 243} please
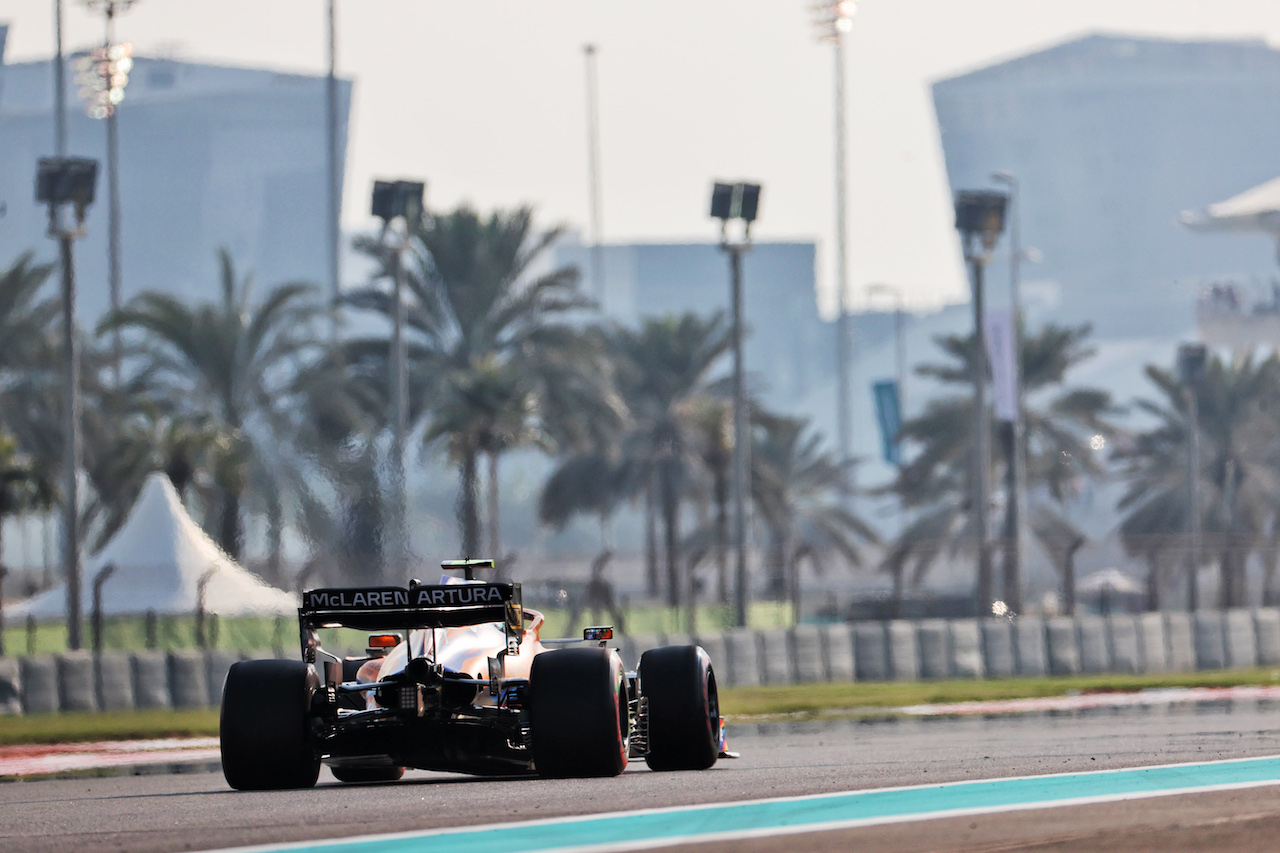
{"left": 298, "top": 582, "right": 523, "bottom": 661}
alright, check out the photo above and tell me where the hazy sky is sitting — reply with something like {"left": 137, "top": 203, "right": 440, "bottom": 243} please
{"left": 6, "top": 1, "right": 1280, "bottom": 314}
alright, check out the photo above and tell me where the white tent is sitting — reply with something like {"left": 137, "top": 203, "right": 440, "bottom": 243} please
{"left": 1181, "top": 176, "right": 1280, "bottom": 252}
{"left": 8, "top": 472, "right": 297, "bottom": 619}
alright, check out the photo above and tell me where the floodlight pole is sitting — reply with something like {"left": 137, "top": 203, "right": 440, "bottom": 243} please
{"left": 386, "top": 220, "right": 407, "bottom": 577}
{"left": 55, "top": 210, "right": 84, "bottom": 651}
{"left": 88, "top": 0, "right": 135, "bottom": 384}
{"left": 1178, "top": 343, "right": 1206, "bottom": 612}
{"left": 955, "top": 190, "right": 1006, "bottom": 617}
{"left": 964, "top": 233, "right": 994, "bottom": 616}
{"left": 711, "top": 181, "right": 760, "bottom": 628}
{"left": 326, "top": 0, "right": 341, "bottom": 340}
{"left": 727, "top": 236, "right": 749, "bottom": 628}
{"left": 992, "top": 170, "right": 1024, "bottom": 614}
{"left": 584, "top": 44, "right": 606, "bottom": 304}
{"left": 54, "top": 0, "right": 67, "bottom": 156}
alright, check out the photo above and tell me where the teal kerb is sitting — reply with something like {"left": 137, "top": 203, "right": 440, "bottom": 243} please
{"left": 215, "top": 755, "right": 1280, "bottom": 853}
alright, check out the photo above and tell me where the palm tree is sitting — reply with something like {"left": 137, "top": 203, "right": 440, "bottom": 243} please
{"left": 347, "top": 204, "right": 621, "bottom": 560}
{"left": 0, "top": 253, "right": 60, "bottom": 463}
{"left": 537, "top": 314, "right": 734, "bottom": 606}
{"left": 0, "top": 431, "right": 57, "bottom": 565}
{"left": 884, "top": 323, "right": 1117, "bottom": 614}
{"left": 101, "top": 249, "right": 326, "bottom": 560}
{"left": 751, "top": 412, "right": 877, "bottom": 622}
{"left": 1114, "top": 353, "right": 1280, "bottom": 609}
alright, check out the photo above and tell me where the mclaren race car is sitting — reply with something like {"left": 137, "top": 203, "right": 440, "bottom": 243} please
{"left": 219, "top": 559, "right": 729, "bottom": 789}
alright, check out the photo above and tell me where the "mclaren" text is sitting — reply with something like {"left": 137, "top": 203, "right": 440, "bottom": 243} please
{"left": 306, "top": 585, "right": 507, "bottom": 610}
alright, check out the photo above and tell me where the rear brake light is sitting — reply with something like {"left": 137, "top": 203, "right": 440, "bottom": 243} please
{"left": 368, "top": 633, "right": 401, "bottom": 648}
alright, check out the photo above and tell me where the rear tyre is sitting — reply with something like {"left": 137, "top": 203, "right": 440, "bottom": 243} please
{"left": 639, "top": 645, "right": 720, "bottom": 771}
{"left": 530, "top": 647, "right": 628, "bottom": 778}
{"left": 330, "top": 764, "right": 405, "bottom": 784}
{"left": 220, "top": 659, "right": 321, "bottom": 790}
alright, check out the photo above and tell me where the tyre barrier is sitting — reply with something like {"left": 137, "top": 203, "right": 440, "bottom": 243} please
{"left": 96, "top": 652, "right": 135, "bottom": 711}
{"left": 1013, "top": 617, "right": 1048, "bottom": 676}
{"left": 1107, "top": 615, "right": 1140, "bottom": 675}
{"left": 1046, "top": 617, "right": 1082, "bottom": 675}
{"left": 1256, "top": 609, "right": 1280, "bottom": 665}
{"left": 886, "top": 621, "right": 920, "bottom": 681}
{"left": 790, "top": 625, "right": 824, "bottom": 683}
{"left": 1224, "top": 609, "right": 1257, "bottom": 669}
{"left": 853, "top": 623, "right": 889, "bottom": 682}
{"left": 981, "top": 619, "right": 1016, "bottom": 678}
{"left": 949, "top": 620, "right": 984, "bottom": 679}
{"left": 1165, "top": 612, "right": 1196, "bottom": 671}
{"left": 1077, "top": 616, "right": 1109, "bottom": 675}
{"left": 57, "top": 651, "right": 97, "bottom": 712}
{"left": 167, "top": 650, "right": 208, "bottom": 709}
{"left": 820, "top": 623, "right": 856, "bottom": 682}
{"left": 6, "top": 608, "right": 1280, "bottom": 714}
{"left": 131, "top": 651, "right": 171, "bottom": 709}
{"left": 1136, "top": 612, "right": 1168, "bottom": 673}
{"left": 723, "top": 628, "right": 761, "bottom": 687}
{"left": 0, "top": 657, "right": 21, "bottom": 714}
{"left": 758, "top": 628, "right": 791, "bottom": 685}
{"left": 1193, "top": 611, "right": 1226, "bottom": 670}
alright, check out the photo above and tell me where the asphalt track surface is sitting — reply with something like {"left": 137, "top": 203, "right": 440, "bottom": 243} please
{"left": 4, "top": 702, "right": 1280, "bottom": 853}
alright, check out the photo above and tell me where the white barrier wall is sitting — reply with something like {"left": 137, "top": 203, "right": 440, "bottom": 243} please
{"left": 7, "top": 608, "right": 1280, "bottom": 715}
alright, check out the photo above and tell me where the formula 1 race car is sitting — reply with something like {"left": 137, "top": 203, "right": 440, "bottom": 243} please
{"left": 219, "top": 560, "right": 728, "bottom": 789}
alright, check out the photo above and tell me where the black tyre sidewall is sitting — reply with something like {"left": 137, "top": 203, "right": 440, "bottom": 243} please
{"left": 220, "top": 659, "right": 320, "bottom": 790}
{"left": 639, "top": 645, "right": 719, "bottom": 771}
{"left": 530, "top": 647, "right": 628, "bottom": 778}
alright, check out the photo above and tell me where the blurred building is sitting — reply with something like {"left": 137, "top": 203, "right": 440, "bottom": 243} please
{"left": 933, "top": 33, "right": 1280, "bottom": 340}
{"left": 0, "top": 31, "right": 351, "bottom": 320}
{"left": 554, "top": 239, "right": 835, "bottom": 411}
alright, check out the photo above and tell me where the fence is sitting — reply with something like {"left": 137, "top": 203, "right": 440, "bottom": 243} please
{"left": 2, "top": 609, "right": 1278, "bottom": 714}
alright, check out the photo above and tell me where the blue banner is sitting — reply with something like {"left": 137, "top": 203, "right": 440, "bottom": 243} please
{"left": 872, "top": 379, "right": 902, "bottom": 465}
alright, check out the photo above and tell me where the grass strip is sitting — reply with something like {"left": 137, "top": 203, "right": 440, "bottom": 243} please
{"left": 0, "top": 708, "right": 220, "bottom": 746}
{"left": 717, "top": 668, "right": 1280, "bottom": 720}
{"left": 5, "top": 669, "right": 1280, "bottom": 746}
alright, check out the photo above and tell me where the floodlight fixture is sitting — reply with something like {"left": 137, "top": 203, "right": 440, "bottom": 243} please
{"left": 810, "top": 1, "right": 858, "bottom": 41}
{"left": 1178, "top": 342, "right": 1208, "bottom": 385}
{"left": 710, "top": 182, "right": 735, "bottom": 220}
{"left": 954, "top": 189, "right": 1008, "bottom": 252}
{"left": 36, "top": 157, "right": 99, "bottom": 211}
{"left": 738, "top": 183, "right": 761, "bottom": 223}
{"left": 709, "top": 181, "right": 763, "bottom": 224}
{"left": 372, "top": 179, "right": 425, "bottom": 223}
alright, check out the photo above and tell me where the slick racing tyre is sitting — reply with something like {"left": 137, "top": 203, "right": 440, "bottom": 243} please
{"left": 639, "top": 645, "right": 720, "bottom": 771}
{"left": 220, "top": 659, "right": 321, "bottom": 790}
{"left": 530, "top": 647, "right": 629, "bottom": 778}
{"left": 330, "top": 764, "right": 406, "bottom": 784}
